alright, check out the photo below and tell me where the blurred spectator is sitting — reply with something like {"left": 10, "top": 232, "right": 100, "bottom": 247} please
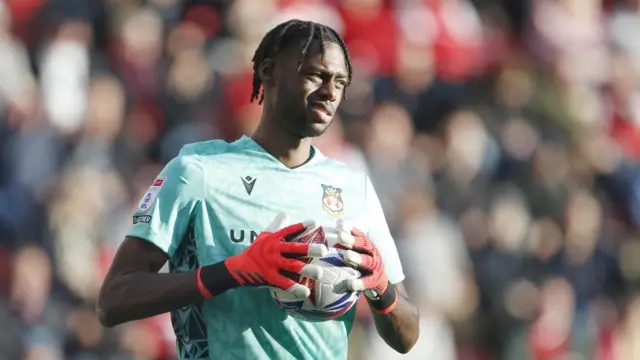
{"left": 610, "top": 0, "right": 640, "bottom": 72}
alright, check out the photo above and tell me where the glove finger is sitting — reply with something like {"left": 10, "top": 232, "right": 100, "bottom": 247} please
{"left": 307, "top": 243, "right": 329, "bottom": 258}
{"left": 334, "top": 220, "right": 373, "bottom": 254}
{"left": 336, "top": 219, "right": 353, "bottom": 234}
{"left": 272, "top": 275, "right": 311, "bottom": 298}
{"left": 345, "top": 278, "right": 367, "bottom": 292}
{"left": 275, "top": 221, "right": 316, "bottom": 241}
{"left": 278, "top": 259, "right": 323, "bottom": 280}
{"left": 362, "top": 289, "right": 379, "bottom": 298}
{"left": 334, "top": 220, "right": 356, "bottom": 248}
{"left": 342, "top": 250, "right": 377, "bottom": 274}
{"left": 324, "top": 226, "right": 355, "bottom": 250}
{"left": 323, "top": 230, "right": 339, "bottom": 248}
{"left": 278, "top": 263, "right": 323, "bottom": 281}
{"left": 342, "top": 249, "right": 365, "bottom": 267}
{"left": 337, "top": 220, "right": 367, "bottom": 238}
{"left": 286, "top": 283, "right": 312, "bottom": 299}
{"left": 266, "top": 213, "right": 290, "bottom": 232}
{"left": 280, "top": 242, "right": 328, "bottom": 258}
{"left": 299, "top": 264, "right": 323, "bottom": 280}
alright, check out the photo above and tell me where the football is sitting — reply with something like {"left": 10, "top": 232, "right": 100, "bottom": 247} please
{"left": 270, "top": 225, "right": 361, "bottom": 321}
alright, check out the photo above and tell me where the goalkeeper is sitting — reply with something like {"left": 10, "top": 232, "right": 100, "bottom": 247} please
{"left": 98, "top": 19, "right": 419, "bottom": 360}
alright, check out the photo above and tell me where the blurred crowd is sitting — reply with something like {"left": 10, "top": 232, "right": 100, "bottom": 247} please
{"left": 5, "top": 0, "right": 640, "bottom": 359}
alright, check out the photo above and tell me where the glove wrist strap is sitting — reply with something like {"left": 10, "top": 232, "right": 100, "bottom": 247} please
{"left": 366, "top": 281, "right": 398, "bottom": 314}
{"left": 197, "top": 261, "right": 240, "bottom": 300}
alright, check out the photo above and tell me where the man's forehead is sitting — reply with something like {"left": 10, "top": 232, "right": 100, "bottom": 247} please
{"left": 279, "top": 39, "right": 348, "bottom": 72}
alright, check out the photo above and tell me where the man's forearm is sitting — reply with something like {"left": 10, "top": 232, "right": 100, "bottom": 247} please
{"left": 370, "top": 287, "right": 419, "bottom": 354}
{"left": 98, "top": 270, "right": 202, "bottom": 327}
{"left": 98, "top": 262, "right": 236, "bottom": 327}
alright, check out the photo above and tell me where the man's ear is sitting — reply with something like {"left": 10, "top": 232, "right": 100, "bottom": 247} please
{"left": 258, "top": 58, "right": 276, "bottom": 87}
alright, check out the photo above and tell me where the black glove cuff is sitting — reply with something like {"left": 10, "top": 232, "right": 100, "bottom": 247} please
{"left": 198, "top": 262, "right": 239, "bottom": 299}
{"left": 366, "top": 281, "right": 398, "bottom": 314}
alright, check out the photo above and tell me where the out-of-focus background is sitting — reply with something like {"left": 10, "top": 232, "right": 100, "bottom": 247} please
{"left": 4, "top": 0, "right": 640, "bottom": 359}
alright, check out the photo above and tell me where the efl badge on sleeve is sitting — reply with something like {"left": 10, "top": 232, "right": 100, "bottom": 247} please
{"left": 137, "top": 177, "right": 165, "bottom": 213}
{"left": 321, "top": 184, "right": 344, "bottom": 217}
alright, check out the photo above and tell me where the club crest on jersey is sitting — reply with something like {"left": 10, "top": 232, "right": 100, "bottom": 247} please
{"left": 321, "top": 184, "right": 344, "bottom": 217}
{"left": 137, "top": 177, "right": 165, "bottom": 214}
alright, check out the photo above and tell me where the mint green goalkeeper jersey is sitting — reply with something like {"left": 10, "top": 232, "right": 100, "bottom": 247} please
{"left": 127, "top": 136, "right": 405, "bottom": 360}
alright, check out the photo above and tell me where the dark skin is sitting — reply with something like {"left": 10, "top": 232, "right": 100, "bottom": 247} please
{"left": 98, "top": 39, "right": 419, "bottom": 353}
{"left": 252, "top": 39, "right": 347, "bottom": 167}
{"left": 97, "top": 236, "right": 199, "bottom": 326}
{"left": 370, "top": 284, "right": 419, "bottom": 353}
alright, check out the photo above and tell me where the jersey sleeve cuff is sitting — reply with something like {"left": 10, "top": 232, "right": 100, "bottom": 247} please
{"left": 388, "top": 272, "right": 405, "bottom": 285}
{"left": 126, "top": 228, "right": 176, "bottom": 257}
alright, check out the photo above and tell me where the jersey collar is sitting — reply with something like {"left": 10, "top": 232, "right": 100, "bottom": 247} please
{"left": 237, "top": 135, "right": 325, "bottom": 170}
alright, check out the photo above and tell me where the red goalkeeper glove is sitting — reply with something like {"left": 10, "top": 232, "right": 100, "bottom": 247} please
{"left": 329, "top": 220, "right": 398, "bottom": 314}
{"left": 198, "top": 214, "right": 328, "bottom": 300}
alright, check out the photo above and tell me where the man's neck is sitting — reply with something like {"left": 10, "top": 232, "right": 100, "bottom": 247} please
{"left": 251, "top": 123, "right": 314, "bottom": 169}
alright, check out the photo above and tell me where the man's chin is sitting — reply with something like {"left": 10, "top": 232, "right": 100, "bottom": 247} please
{"left": 305, "top": 121, "right": 331, "bottom": 138}
{"left": 283, "top": 119, "right": 332, "bottom": 139}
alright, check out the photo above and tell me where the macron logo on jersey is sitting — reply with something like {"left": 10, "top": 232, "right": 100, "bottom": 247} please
{"left": 241, "top": 176, "right": 256, "bottom": 195}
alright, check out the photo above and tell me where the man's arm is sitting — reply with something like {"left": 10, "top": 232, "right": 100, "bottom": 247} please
{"left": 331, "top": 221, "right": 419, "bottom": 354}
{"left": 99, "top": 217, "right": 324, "bottom": 327}
{"left": 353, "top": 176, "right": 420, "bottom": 353}
{"left": 98, "top": 148, "right": 215, "bottom": 327}
{"left": 369, "top": 282, "right": 419, "bottom": 354}
{"left": 97, "top": 236, "right": 203, "bottom": 327}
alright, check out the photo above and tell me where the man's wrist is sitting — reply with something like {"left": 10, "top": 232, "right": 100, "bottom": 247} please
{"left": 197, "top": 261, "right": 240, "bottom": 299}
{"left": 366, "top": 281, "right": 398, "bottom": 314}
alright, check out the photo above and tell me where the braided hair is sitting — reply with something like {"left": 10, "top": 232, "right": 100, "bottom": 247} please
{"left": 250, "top": 20, "right": 353, "bottom": 105}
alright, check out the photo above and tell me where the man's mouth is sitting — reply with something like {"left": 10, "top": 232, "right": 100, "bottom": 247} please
{"left": 310, "top": 103, "right": 333, "bottom": 117}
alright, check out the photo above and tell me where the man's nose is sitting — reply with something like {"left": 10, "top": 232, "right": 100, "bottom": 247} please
{"left": 318, "top": 80, "right": 338, "bottom": 102}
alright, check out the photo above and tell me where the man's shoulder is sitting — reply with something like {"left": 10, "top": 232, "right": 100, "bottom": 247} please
{"left": 179, "top": 139, "right": 235, "bottom": 158}
{"left": 161, "top": 139, "right": 235, "bottom": 178}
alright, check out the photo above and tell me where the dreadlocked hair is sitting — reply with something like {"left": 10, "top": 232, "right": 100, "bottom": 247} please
{"left": 250, "top": 20, "right": 353, "bottom": 104}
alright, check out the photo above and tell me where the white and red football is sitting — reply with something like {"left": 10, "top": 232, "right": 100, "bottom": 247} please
{"left": 269, "top": 225, "right": 361, "bottom": 322}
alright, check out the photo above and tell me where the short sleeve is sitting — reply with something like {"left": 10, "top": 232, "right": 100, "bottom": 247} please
{"left": 365, "top": 176, "right": 405, "bottom": 284}
{"left": 127, "top": 148, "right": 203, "bottom": 257}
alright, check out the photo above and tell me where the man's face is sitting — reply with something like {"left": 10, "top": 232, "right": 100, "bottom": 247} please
{"left": 271, "top": 40, "right": 349, "bottom": 138}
